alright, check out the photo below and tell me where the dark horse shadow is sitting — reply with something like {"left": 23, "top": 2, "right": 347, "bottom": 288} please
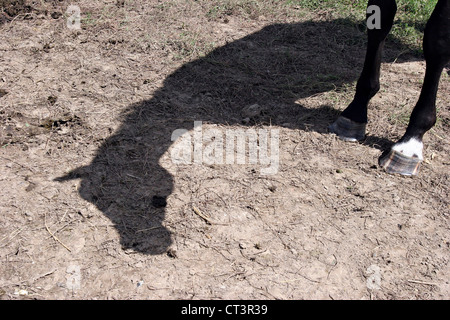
{"left": 55, "top": 20, "right": 422, "bottom": 254}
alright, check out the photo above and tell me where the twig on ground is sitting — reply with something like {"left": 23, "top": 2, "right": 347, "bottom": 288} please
{"left": 192, "top": 206, "right": 228, "bottom": 225}
{"left": 407, "top": 279, "right": 439, "bottom": 286}
{"left": 44, "top": 213, "right": 71, "bottom": 252}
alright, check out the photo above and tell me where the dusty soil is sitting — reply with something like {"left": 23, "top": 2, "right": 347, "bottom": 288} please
{"left": 0, "top": 0, "right": 448, "bottom": 300}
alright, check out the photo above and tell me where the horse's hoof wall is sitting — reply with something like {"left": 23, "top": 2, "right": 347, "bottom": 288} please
{"left": 378, "top": 149, "right": 421, "bottom": 176}
{"left": 328, "top": 116, "right": 366, "bottom": 142}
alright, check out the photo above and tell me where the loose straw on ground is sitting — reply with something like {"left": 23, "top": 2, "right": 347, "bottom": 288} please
{"left": 44, "top": 213, "right": 71, "bottom": 252}
{"left": 192, "top": 206, "right": 228, "bottom": 226}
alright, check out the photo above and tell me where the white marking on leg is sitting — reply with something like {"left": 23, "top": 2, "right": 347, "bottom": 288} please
{"left": 392, "top": 138, "right": 423, "bottom": 160}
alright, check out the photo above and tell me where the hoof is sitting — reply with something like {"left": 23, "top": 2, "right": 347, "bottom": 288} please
{"left": 379, "top": 149, "right": 421, "bottom": 176}
{"left": 328, "top": 116, "right": 366, "bottom": 142}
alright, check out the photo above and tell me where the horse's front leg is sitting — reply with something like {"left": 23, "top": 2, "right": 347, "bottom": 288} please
{"left": 329, "top": 0, "right": 397, "bottom": 141}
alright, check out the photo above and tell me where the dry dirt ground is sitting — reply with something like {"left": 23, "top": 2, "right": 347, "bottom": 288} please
{"left": 0, "top": 0, "right": 449, "bottom": 300}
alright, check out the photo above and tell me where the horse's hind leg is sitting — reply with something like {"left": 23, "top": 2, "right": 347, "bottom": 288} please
{"left": 379, "top": 0, "right": 450, "bottom": 175}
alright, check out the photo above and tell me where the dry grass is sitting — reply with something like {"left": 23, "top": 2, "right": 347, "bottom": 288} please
{"left": 0, "top": 0, "right": 448, "bottom": 300}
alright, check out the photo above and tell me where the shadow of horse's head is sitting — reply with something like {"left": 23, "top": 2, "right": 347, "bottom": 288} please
{"left": 55, "top": 20, "right": 421, "bottom": 254}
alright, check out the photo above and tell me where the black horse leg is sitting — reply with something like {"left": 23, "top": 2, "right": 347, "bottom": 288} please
{"left": 380, "top": 0, "right": 450, "bottom": 175}
{"left": 329, "top": 0, "right": 397, "bottom": 141}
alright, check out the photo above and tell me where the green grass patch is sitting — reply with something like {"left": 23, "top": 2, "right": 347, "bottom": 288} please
{"left": 285, "top": 0, "right": 438, "bottom": 53}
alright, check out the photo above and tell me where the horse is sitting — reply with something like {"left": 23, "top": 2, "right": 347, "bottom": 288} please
{"left": 329, "top": 0, "right": 450, "bottom": 175}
